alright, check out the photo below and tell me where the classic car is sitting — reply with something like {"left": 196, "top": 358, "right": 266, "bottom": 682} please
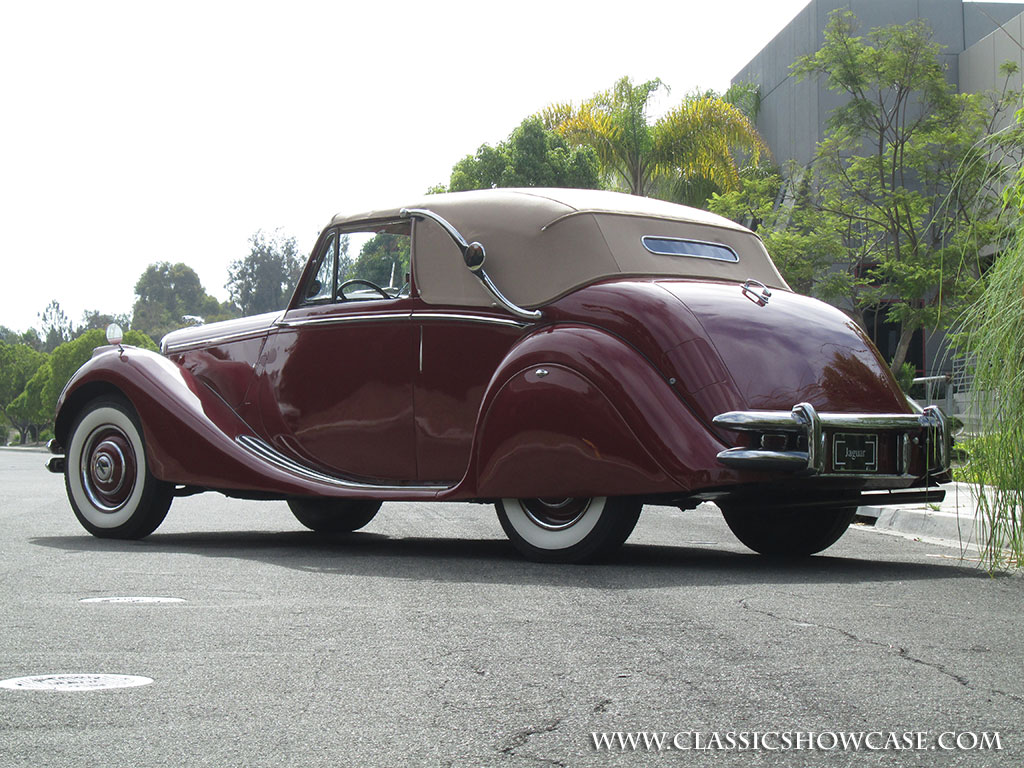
{"left": 46, "top": 188, "right": 950, "bottom": 562}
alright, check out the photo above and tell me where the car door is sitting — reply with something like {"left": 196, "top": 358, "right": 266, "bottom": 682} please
{"left": 412, "top": 311, "right": 527, "bottom": 484}
{"left": 407, "top": 215, "right": 531, "bottom": 484}
{"left": 254, "top": 222, "right": 419, "bottom": 484}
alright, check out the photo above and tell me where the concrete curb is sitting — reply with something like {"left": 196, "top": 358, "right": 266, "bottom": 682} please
{"left": 857, "top": 482, "right": 987, "bottom": 548}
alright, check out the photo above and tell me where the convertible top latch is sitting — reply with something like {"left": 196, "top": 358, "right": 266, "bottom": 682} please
{"left": 742, "top": 279, "right": 771, "bottom": 306}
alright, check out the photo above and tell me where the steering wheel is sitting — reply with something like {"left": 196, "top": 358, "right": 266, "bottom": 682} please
{"left": 339, "top": 278, "right": 391, "bottom": 300}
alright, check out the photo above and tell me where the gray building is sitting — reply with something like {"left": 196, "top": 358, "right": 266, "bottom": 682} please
{"left": 732, "top": 0, "right": 1024, "bottom": 377}
{"left": 734, "top": 0, "right": 1024, "bottom": 168}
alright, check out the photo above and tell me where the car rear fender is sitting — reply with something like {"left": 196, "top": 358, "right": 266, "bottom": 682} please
{"left": 469, "top": 324, "right": 740, "bottom": 497}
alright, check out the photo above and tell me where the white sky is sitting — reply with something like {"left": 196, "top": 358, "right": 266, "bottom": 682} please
{"left": 0, "top": 0, "right": 861, "bottom": 333}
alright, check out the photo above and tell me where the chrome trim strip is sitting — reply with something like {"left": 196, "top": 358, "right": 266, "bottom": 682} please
{"left": 475, "top": 270, "right": 543, "bottom": 322}
{"left": 275, "top": 311, "right": 412, "bottom": 329}
{"left": 713, "top": 402, "right": 951, "bottom": 475}
{"left": 235, "top": 435, "right": 447, "bottom": 492}
{"left": 412, "top": 312, "right": 529, "bottom": 329}
{"left": 162, "top": 330, "right": 270, "bottom": 355}
{"left": 401, "top": 208, "right": 472, "bottom": 250}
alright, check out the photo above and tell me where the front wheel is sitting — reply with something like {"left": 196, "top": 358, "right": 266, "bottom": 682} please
{"left": 720, "top": 504, "right": 857, "bottom": 556}
{"left": 65, "top": 396, "right": 173, "bottom": 539}
{"left": 288, "top": 498, "right": 382, "bottom": 533}
{"left": 496, "top": 497, "right": 642, "bottom": 563}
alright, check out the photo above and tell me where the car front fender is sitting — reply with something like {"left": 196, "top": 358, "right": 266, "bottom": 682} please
{"left": 54, "top": 346, "right": 358, "bottom": 496}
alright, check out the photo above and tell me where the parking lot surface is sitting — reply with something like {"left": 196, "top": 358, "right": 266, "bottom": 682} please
{"left": 1, "top": 449, "right": 1021, "bottom": 767}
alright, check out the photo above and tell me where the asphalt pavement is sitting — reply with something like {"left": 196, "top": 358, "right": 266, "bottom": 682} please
{"left": 1, "top": 447, "right": 1021, "bottom": 767}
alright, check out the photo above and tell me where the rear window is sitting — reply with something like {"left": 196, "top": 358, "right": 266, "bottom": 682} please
{"left": 641, "top": 236, "right": 738, "bottom": 263}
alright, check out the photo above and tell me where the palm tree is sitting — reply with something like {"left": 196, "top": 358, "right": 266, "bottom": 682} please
{"left": 542, "top": 77, "right": 768, "bottom": 206}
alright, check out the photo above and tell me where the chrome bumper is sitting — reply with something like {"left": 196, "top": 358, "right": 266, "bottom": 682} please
{"left": 45, "top": 439, "right": 66, "bottom": 474}
{"left": 712, "top": 402, "right": 949, "bottom": 476}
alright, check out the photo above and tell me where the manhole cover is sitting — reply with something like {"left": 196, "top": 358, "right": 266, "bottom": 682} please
{"left": 79, "top": 597, "right": 185, "bottom": 604}
{"left": 0, "top": 675, "right": 153, "bottom": 691}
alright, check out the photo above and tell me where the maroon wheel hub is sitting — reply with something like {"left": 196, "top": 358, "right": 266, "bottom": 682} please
{"left": 81, "top": 427, "right": 137, "bottom": 511}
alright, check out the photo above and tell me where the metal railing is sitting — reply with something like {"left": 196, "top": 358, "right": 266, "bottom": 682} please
{"left": 913, "top": 375, "right": 953, "bottom": 418}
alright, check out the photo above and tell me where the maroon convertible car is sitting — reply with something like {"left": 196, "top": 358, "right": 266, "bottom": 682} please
{"left": 47, "top": 188, "right": 949, "bottom": 562}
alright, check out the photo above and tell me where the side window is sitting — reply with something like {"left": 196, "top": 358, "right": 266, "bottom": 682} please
{"left": 299, "top": 221, "right": 411, "bottom": 305}
{"left": 339, "top": 222, "right": 411, "bottom": 300}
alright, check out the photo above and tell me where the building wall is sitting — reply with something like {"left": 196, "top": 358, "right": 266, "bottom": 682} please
{"left": 960, "top": 10, "right": 1024, "bottom": 123}
{"left": 734, "top": 0, "right": 1024, "bottom": 167}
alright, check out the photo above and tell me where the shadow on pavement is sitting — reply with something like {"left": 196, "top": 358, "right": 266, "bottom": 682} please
{"left": 30, "top": 529, "right": 988, "bottom": 590}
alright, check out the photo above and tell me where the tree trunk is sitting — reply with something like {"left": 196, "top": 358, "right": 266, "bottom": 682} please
{"left": 890, "top": 323, "right": 918, "bottom": 373}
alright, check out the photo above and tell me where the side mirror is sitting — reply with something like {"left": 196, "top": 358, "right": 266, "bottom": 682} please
{"left": 463, "top": 242, "right": 486, "bottom": 272}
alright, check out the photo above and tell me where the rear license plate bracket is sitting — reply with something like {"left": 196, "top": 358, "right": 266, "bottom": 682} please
{"left": 832, "top": 432, "right": 878, "bottom": 473}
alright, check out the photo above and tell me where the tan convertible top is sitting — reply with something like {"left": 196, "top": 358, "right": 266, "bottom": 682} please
{"left": 330, "top": 188, "right": 788, "bottom": 309}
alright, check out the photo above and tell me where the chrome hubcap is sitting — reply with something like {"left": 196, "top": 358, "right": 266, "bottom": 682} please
{"left": 81, "top": 427, "right": 137, "bottom": 512}
{"left": 521, "top": 498, "right": 592, "bottom": 531}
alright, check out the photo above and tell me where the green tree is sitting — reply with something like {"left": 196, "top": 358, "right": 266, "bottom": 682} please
{"left": 709, "top": 168, "right": 849, "bottom": 297}
{"left": 0, "top": 326, "right": 42, "bottom": 350}
{"left": 347, "top": 232, "right": 411, "bottom": 288}
{"left": 0, "top": 341, "right": 47, "bottom": 443}
{"left": 226, "top": 229, "right": 305, "bottom": 315}
{"left": 791, "top": 11, "right": 1015, "bottom": 370}
{"left": 442, "top": 117, "right": 601, "bottom": 192}
{"left": 6, "top": 362, "right": 51, "bottom": 444}
{"left": 78, "top": 310, "right": 131, "bottom": 335}
{"left": 132, "top": 262, "right": 237, "bottom": 341}
{"left": 723, "top": 81, "right": 763, "bottom": 122}
{"left": 38, "top": 300, "right": 72, "bottom": 353}
{"left": 41, "top": 329, "right": 157, "bottom": 418}
{"left": 544, "top": 76, "right": 767, "bottom": 205}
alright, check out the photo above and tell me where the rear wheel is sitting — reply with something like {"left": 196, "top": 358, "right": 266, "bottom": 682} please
{"left": 65, "top": 396, "right": 173, "bottom": 539}
{"left": 496, "top": 496, "right": 642, "bottom": 563}
{"left": 720, "top": 504, "right": 857, "bottom": 556}
{"left": 288, "top": 499, "right": 382, "bottom": 533}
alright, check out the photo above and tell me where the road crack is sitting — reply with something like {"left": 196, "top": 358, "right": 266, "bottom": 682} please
{"left": 499, "top": 715, "right": 567, "bottom": 767}
{"left": 736, "top": 598, "right": 1007, "bottom": 700}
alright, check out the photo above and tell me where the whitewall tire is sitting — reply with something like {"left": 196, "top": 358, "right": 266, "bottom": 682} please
{"left": 65, "top": 397, "right": 172, "bottom": 539}
{"left": 496, "top": 497, "right": 642, "bottom": 563}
